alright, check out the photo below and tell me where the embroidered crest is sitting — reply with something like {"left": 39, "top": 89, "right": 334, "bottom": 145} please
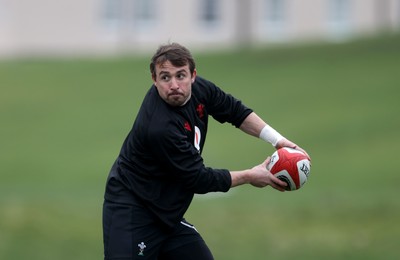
{"left": 196, "top": 104, "right": 205, "bottom": 118}
{"left": 138, "top": 242, "right": 146, "bottom": 256}
{"left": 184, "top": 121, "right": 192, "bottom": 131}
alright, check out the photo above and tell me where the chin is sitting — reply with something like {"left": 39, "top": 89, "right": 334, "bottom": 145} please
{"left": 166, "top": 99, "right": 184, "bottom": 107}
{"left": 169, "top": 96, "right": 190, "bottom": 106}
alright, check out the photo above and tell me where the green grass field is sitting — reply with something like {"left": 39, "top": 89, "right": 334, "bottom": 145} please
{"left": 1, "top": 33, "right": 400, "bottom": 259}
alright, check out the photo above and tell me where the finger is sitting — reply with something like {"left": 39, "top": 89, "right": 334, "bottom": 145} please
{"left": 270, "top": 182, "right": 286, "bottom": 192}
{"left": 263, "top": 156, "right": 271, "bottom": 165}
{"left": 293, "top": 146, "right": 311, "bottom": 161}
{"left": 271, "top": 175, "right": 287, "bottom": 189}
{"left": 298, "top": 148, "right": 311, "bottom": 161}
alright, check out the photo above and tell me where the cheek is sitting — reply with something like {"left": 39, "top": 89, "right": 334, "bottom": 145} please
{"left": 180, "top": 79, "right": 193, "bottom": 90}
{"left": 155, "top": 84, "right": 169, "bottom": 97}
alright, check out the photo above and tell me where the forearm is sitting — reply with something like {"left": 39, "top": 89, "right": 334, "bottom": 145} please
{"left": 240, "top": 112, "right": 284, "bottom": 147}
{"left": 229, "top": 161, "right": 287, "bottom": 191}
{"left": 230, "top": 170, "right": 251, "bottom": 187}
{"left": 239, "top": 112, "right": 266, "bottom": 137}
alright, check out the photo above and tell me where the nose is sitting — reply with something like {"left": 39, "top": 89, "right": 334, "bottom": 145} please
{"left": 170, "top": 77, "right": 179, "bottom": 90}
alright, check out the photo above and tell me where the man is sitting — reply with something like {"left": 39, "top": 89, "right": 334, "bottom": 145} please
{"left": 103, "top": 43, "right": 310, "bottom": 259}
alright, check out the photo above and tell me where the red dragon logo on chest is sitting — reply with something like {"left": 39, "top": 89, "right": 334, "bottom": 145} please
{"left": 196, "top": 104, "right": 205, "bottom": 119}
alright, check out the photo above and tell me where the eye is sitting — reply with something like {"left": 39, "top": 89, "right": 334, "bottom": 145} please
{"left": 160, "top": 75, "right": 170, "bottom": 81}
{"left": 177, "top": 73, "right": 186, "bottom": 79}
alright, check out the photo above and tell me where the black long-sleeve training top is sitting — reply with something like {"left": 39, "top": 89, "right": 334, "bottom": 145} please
{"left": 104, "top": 76, "right": 253, "bottom": 229}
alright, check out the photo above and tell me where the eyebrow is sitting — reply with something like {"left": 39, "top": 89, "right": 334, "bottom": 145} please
{"left": 158, "top": 69, "right": 187, "bottom": 75}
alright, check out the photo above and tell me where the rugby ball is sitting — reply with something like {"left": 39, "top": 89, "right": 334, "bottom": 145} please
{"left": 266, "top": 147, "right": 311, "bottom": 191}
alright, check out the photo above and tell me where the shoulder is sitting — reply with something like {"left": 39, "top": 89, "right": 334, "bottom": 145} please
{"left": 135, "top": 86, "right": 174, "bottom": 133}
{"left": 141, "top": 88, "right": 185, "bottom": 137}
{"left": 192, "top": 76, "right": 223, "bottom": 99}
{"left": 192, "top": 76, "right": 216, "bottom": 90}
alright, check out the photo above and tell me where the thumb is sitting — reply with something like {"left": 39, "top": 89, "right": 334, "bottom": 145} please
{"left": 263, "top": 156, "right": 271, "bottom": 169}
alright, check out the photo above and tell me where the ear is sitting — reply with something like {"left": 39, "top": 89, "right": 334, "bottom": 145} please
{"left": 152, "top": 75, "right": 157, "bottom": 86}
{"left": 191, "top": 69, "right": 197, "bottom": 83}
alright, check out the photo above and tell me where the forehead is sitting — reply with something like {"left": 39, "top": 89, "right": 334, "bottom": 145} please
{"left": 156, "top": 61, "right": 190, "bottom": 74}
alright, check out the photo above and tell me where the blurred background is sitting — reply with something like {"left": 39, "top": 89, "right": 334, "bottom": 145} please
{"left": 1, "top": 0, "right": 400, "bottom": 259}
{"left": 1, "top": 0, "right": 400, "bottom": 57}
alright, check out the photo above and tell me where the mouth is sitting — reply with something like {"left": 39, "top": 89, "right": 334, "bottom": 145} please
{"left": 169, "top": 92, "right": 183, "bottom": 97}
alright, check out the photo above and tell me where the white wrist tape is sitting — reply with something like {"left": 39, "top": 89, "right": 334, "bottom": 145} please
{"left": 259, "top": 125, "right": 284, "bottom": 147}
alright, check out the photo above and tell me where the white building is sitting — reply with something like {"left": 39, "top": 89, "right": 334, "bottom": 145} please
{"left": 0, "top": 0, "right": 399, "bottom": 57}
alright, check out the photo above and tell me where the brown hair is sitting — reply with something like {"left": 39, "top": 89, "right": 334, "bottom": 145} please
{"left": 150, "top": 43, "right": 196, "bottom": 79}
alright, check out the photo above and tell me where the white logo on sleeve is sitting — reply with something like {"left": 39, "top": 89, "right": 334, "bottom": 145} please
{"left": 194, "top": 126, "right": 201, "bottom": 152}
